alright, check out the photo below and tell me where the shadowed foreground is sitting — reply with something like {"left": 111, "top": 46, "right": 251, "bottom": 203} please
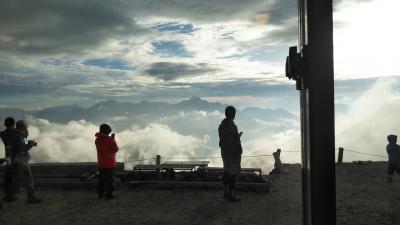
{"left": 1, "top": 163, "right": 399, "bottom": 225}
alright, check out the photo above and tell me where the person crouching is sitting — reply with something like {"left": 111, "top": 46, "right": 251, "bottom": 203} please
{"left": 95, "top": 124, "right": 119, "bottom": 200}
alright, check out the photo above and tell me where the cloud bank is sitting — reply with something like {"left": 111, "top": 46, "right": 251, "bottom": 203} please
{"left": 1, "top": 78, "right": 398, "bottom": 173}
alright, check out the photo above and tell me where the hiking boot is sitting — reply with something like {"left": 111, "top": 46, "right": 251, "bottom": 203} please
{"left": 27, "top": 197, "right": 42, "bottom": 204}
{"left": 229, "top": 195, "right": 241, "bottom": 202}
{"left": 3, "top": 196, "right": 17, "bottom": 202}
{"left": 98, "top": 194, "right": 105, "bottom": 199}
{"left": 223, "top": 185, "right": 230, "bottom": 199}
{"left": 228, "top": 189, "right": 241, "bottom": 202}
{"left": 106, "top": 195, "right": 118, "bottom": 200}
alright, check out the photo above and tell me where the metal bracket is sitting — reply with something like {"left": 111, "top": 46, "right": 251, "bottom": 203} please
{"left": 285, "top": 46, "right": 305, "bottom": 90}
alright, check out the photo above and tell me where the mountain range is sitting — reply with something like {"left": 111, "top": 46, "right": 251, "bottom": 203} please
{"left": 0, "top": 97, "right": 296, "bottom": 125}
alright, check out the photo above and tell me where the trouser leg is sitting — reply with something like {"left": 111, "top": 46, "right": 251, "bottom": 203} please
{"left": 222, "top": 157, "right": 230, "bottom": 198}
{"left": 3, "top": 166, "right": 14, "bottom": 194}
{"left": 105, "top": 168, "right": 114, "bottom": 197}
{"left": 388, "top": 163, "right": 395, "bottom": 182}
{"left": 228, "top": 155, "right": 241, "bottom": 201}
{"left": 25, "top": 165, "right": 36, "bottom": 200}
{"left": 6, "top": 163, "right": 23, "bottom": 199}
{"left": 97, "top": 168, "right": 106, "bottom": 196}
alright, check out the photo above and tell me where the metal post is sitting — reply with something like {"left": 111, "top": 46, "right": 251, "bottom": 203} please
{"left": 298, "top": 0, "right": 336, "bottom": 224}
{"left": 338, "top": 147, "right": 344, "bottom": 163}
{"left": 156, "top": 155, "right": 161, "bottom": 165}
{"left": 156, "top": 155, "right": 161, "bottom": 173}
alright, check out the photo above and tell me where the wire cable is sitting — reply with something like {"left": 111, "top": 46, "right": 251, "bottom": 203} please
{"left": 342, "top": 149, "right": 386, "bottom": 158}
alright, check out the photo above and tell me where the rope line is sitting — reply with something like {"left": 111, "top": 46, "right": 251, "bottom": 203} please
{"left": 123, "top": 149, "right": 387, "bottom": 163}
{"left": 342, "top": 149, "right": 386, "bottom": 158}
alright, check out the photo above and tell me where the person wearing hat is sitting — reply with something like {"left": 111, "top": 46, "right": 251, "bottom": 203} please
{"left": 386, "top": 134, "right": 400, "bottom": 182}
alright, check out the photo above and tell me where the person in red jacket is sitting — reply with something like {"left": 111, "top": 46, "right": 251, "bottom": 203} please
{"left": 95, "top": 124, "right": 119, "bottom": 200}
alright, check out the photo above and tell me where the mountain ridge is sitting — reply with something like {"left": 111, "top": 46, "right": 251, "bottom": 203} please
{"left": 0, "top": 97, "right": 296, "bottom": 126}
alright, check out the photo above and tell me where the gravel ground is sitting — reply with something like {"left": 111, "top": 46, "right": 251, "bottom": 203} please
{"left": 0, "top": 162, "right": 399, "bottom": 225}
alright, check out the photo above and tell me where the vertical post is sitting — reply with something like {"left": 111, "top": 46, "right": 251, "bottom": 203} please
{"left": 298, "top": 0, "right": 336, "bottom": 225}
{"left": 338, "top": 147, "right": 344, "bottom": 163}
{"left": 156, "top": 155, "right": 161, "bottom": 165}
{"left": 156, "top": 155, "right": 161, "bottom": 173}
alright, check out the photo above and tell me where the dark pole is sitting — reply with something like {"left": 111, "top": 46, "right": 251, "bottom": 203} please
{"left": 298, "top": 0, "right": 336, "bottom": 224}
{"left": 156, "top": 155, "right": 161, "bottom": 173}
{"left": 338, "top": 147, "right": 344, "bottom": 163}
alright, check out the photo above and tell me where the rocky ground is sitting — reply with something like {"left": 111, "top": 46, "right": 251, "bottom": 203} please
{"left": 0, "top": 162, "right": 399, "bottom": 225}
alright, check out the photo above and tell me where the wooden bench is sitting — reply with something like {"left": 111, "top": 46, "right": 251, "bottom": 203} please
{"left": 197, "top": 167, "right": 262, "bottom": 175}
{"left": 133, "top": 161, "right": 209, "bottom": 172}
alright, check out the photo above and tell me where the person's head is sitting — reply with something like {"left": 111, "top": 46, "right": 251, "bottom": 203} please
{"left": 387, "top": 135, "right": 397, "bottom": 144}
{"left": 225, "top": 106, "right": 236, "bottom": 120}
{"left": 4, "top": 117, "right": 15, "bottom": 129}
{"left": 277, "top": 149, "right": 281, "bottom": 153}
{"left": 99, "top": 124, "right": 112, "bottom": 135}
{"left": 16, "top": 120, "right": 29, "bottom": 137}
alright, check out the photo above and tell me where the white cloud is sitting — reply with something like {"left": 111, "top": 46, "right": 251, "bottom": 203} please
{"left": 334, "top": 0, "right": 400, "bottom": 79}
{"left": 336, "top": 78, "right": 400, "bottom": 161}
{"left": 26, "top": 119, "right": 210, "bottom": 169}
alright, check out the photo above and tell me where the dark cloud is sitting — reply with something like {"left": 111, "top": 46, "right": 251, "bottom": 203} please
{"left": 144, "top": 62, "right": 217, "bottom": 81}
{"left": 0, "top": 0, "right": 148, "bottom": 55}
{"left": 126, "top": 0, "right": 277, "bottom": 24}
{"left": 0, "top": 0, "right": 299, "bottom": 56}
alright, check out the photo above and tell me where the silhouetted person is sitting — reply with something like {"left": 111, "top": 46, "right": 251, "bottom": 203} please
{"left": 218, "top": 106, "right": 243, "bottom": 201}
{"left": 3, "top": 120, "right": 42, "bottom": 203}
{"left": 0, "top": 117, "right": 16, "bottom": 194}
{"left": 95, "top": 124, "right": 119, "bottom": 200}
{"left": 386, "top": 135, "right": 400, "bottom": 182}
{"left": 270, "top": 149, "right": 283, "bottom": 174}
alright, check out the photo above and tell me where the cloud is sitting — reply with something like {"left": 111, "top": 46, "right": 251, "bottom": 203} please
{"left": 27, "top": 119, "right": 210, "bottom": 168}
{"left": 18, "top": 106, "right": 301, "bottom": 173}
{"left": 333, "top": 0, "right": 400, "bottom": 78}
{"left": 336, "top": 78, "right": 400, "bottom": 161}
{"left": 144, "top": 62, "right": 217, "bottom": 81}
{"left": 0, "top": 0, "right": 149, "bottom": 56}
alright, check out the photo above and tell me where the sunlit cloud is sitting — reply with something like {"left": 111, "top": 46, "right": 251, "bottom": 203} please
{"left": 334, "top": 0, "right": 400, "bottom": 78}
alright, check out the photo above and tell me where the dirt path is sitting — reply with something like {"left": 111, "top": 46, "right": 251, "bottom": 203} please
{"left": 1, "top": 163, "right": 399, "bottom": 225}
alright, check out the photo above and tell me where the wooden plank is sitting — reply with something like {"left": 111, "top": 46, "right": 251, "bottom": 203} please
{"left": 134, "top": 164, "right": 195, "bottom": 170}
{"left": 129, "top": 181, "right": 269, "bottom": 192}
{"left": 197, "top": 167, "right": 262, "bottom": 175}
{"left": 161, "top": 161, "right": 210, "bottom": 167}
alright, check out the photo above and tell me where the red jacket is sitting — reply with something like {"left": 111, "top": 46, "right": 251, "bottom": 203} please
{"left": 95, "top": 132, "right": 119, "bottom": 168}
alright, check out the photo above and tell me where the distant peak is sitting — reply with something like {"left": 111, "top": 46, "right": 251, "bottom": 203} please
{"left": 189, "top": 96, "right": 202, "bottom": 101}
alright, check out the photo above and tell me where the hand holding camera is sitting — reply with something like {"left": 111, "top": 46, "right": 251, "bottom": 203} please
{"left": 28, "top": 140, "right": 38, "bottom": 147}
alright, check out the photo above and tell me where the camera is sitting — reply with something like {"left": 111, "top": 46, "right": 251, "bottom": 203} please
{"left": 28, "top": 140, "right": 38, "bottom": 147}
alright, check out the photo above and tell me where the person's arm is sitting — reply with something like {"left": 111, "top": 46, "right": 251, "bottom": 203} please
{"left": 13, "top": 136, "right": 31, "bottom": 155}
{"left": 109, "top": 136, "right": 119, "bottom": 153}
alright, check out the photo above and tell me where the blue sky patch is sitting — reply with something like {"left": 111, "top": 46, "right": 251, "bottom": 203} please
{"left": 153, "top": 22, "right": 195, "bottom": 34}
{"left": 152, "top": 41, "right": 193, "bottom": 57}
{"left": 41, "top": 58, "right": 76, "bottom": 66}
{"left": 83, "top": 58, "right": 134, "bottom": 70}
{"left": 226, "top": 45, "right": 288, "bottom": 63}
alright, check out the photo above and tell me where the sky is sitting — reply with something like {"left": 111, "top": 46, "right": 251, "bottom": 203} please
{"left": 1, "top": 0, "right": 399, "bottom": 111}
{"left": 1, "top": 0, "right": 400, "bottom": 168}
